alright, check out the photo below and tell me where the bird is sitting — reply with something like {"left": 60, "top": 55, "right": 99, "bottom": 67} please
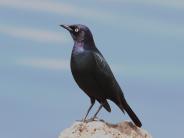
{"left": 60, "top": 24, "right": 142, "bottom": 127}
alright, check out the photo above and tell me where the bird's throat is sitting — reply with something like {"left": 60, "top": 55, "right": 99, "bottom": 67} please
{"left": 72, "top": 42, "right": 85, "bottom": 55}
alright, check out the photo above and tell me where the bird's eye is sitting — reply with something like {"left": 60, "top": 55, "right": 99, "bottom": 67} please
{"left": 75, "top": 28, "right": 79, "bottom": 32}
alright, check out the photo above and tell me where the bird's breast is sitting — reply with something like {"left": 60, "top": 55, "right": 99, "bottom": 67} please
{"left": 71, "top": 52, "right": 94, "bottom": 73}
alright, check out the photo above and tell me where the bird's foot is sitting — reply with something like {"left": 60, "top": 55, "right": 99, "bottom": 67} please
{"left": 76, "top": 118, "right": 95, "bottom": 123}
{"left": 76, "top": 119, "right": 85, "bottom": 122}
{"left": 86, "top": 118, "right": 95, "bottom": 123}
{"left": 76, "top": 117, "right": 103, "bottom": 123}
{"left": 76, "top": 118, "right": 89, "bottom": 122}
{"left": 85, "top": 117, "right": 101, "bottom": 122}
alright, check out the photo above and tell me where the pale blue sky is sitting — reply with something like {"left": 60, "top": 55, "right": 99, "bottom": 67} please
{"left": 0, "top": 0, "right": 184, "bottom": 138}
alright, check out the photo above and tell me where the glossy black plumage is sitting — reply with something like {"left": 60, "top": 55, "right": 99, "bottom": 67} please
{"left": 60, "top": 24, "right": 142, "bottom": 127}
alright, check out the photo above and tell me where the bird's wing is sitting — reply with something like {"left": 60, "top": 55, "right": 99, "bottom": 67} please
{"left": 92, "top": 52, "right": 113, "bottom": 78}
{"left": 92, "top": 51, "right": 119, "bottom": 96}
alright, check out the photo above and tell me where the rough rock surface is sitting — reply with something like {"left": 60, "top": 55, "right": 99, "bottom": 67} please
{"left": 59, "top": 120, "right": 152, "bottom": 138}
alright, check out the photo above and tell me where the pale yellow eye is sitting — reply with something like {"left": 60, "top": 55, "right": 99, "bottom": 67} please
{"left": 75, "top": 28, "right": 79, "bottom": 32}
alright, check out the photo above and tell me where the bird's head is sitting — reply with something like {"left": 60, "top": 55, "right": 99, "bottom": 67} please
{"left": 60, "top": 24, "right": 94, "bottom": 43}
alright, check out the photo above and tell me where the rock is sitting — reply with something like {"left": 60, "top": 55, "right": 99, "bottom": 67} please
{"left": 59, "top": 120, "right": 152, "bottom": 138}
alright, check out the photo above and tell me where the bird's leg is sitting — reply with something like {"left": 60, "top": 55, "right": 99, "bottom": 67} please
{"left": 91, "top": 103, "right": 103, "bottom": 120}
{"left": 82, "top": 99, "right": 95, "bottom": 122}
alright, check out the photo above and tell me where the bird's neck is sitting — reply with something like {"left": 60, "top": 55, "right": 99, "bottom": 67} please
{"left": 72, "top": 40, "right": 96, "bottom": 55}
{"left": 72, "top": 41, "right": 85, "bottom": 55}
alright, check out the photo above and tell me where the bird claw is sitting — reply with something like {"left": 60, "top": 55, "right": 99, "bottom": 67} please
{"left": 76, "top": 117, "right": 99, "bottom": 123}
{"left": 85, "top": 117, "right": 100, "bottom": 123}
{"left": 85, "top": 118, "right": 95, "bottom": 123}
{"left": 76, "top": 118, "right": 89, "bottom": 122}
{"left": 76, "top": 119, "right": 84, "bottom": 122}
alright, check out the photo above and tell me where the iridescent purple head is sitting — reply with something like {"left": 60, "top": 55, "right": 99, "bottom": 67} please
{"left": 60, "top": 24, "right": 94, "bottom": 43}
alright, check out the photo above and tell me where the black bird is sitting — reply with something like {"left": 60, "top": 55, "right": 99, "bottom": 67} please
{"left": 60, "top": 24, "right": 142, "bottom": 127}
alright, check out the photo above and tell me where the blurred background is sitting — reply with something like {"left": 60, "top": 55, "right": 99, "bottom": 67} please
{"left": 0, "top": 0, "right": 184, "bottom": 138}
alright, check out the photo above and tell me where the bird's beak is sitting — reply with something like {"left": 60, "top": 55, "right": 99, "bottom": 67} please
{"left": 60, "top": 24, "right": 73, "bottom": 32}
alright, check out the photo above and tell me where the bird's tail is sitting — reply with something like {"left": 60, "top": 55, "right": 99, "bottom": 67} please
{"left": 114, "top": 94, "right": 142, "bottom": 127}
{"left": 122, "top": 100, "right": 142, "bottom": 127}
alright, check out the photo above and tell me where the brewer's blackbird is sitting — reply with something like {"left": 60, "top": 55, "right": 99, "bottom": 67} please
{"left": 60, "top": 24, "right": 142, "bottom": 127}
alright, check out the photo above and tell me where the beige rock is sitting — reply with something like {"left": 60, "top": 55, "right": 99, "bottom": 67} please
{"left": 59, "top": 120, "right": 152, "bottom": 138}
